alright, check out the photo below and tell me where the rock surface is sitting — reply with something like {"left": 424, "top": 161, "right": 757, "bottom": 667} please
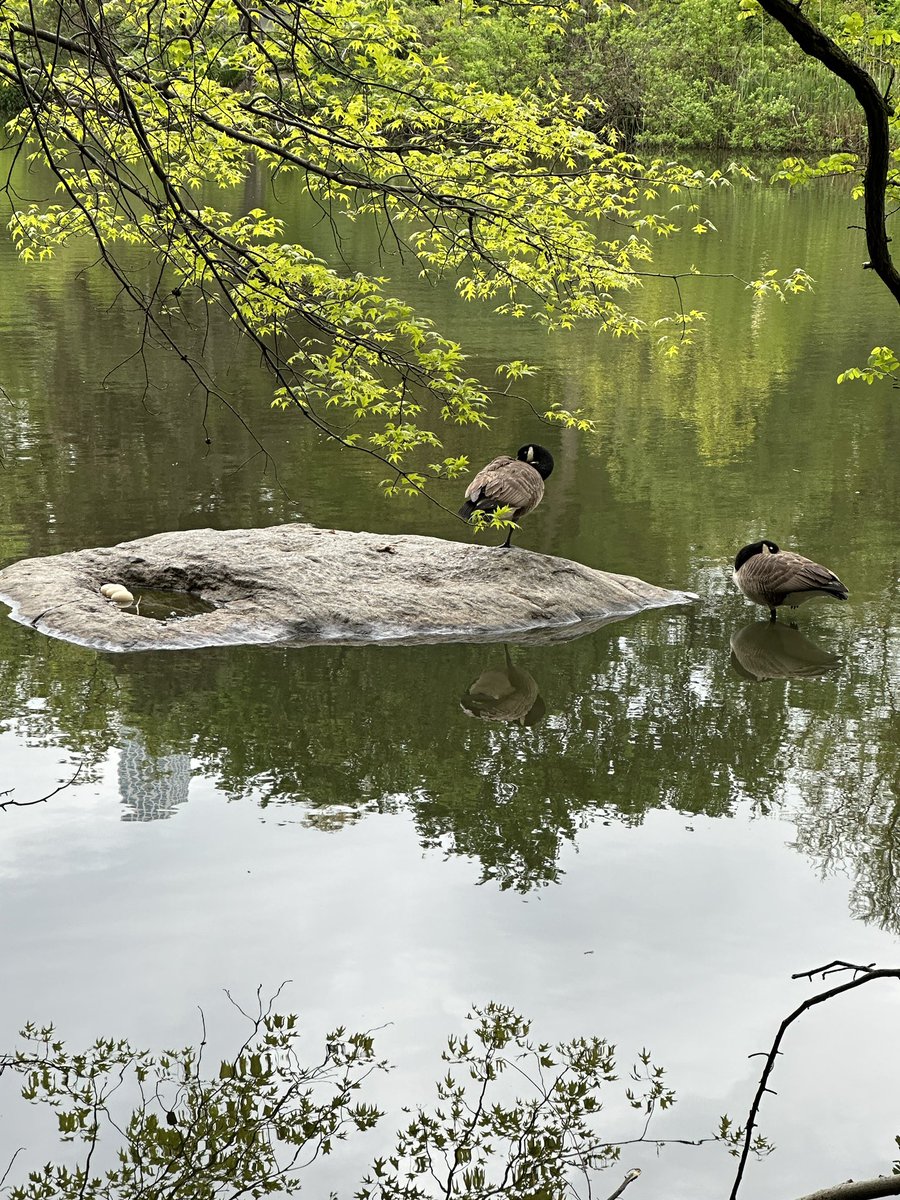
{"left": 0, "top": 524, "right": 697, "bottom": 653}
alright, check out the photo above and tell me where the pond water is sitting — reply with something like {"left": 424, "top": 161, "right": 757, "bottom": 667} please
{"left": 0, "top": 163, "right": 898, "bottom": 1199}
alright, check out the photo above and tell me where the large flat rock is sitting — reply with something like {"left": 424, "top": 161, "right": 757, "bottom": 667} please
{"left": 0, "top": 524, "right": 696, "bottom": 652}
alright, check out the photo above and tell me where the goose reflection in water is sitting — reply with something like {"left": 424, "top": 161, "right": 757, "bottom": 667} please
{"left": 460, "top": 647, "right": 546, "bottom": 726}
{"left": 729, "top": 620, "right": 842, "bottom": 682}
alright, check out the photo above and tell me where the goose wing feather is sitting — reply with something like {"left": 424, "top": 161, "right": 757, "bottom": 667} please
{"left": 764, "top": 551, "right": 847, "bottom": 595}
{"left": 464, "top": 457, "right": 544, "bottom": 515}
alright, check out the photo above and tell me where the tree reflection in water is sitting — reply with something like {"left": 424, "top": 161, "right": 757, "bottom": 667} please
{"left": 0, "top": 575, "right": 897, "bottom": 917}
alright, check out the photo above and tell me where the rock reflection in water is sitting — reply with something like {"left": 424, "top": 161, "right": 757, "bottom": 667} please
{"left": 460, "top": 647, "right": 546, "bottom": 726}
{"left": 729, "top": 621, "right": 841, "bottom": 682}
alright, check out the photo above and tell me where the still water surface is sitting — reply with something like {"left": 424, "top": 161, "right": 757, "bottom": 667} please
{"left": 0, "top": 169, "right": 898, "bottom": 1197}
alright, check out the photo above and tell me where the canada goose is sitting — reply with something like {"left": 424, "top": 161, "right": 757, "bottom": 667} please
{"left": 729, "top": 621, "right": 841, "bottom": 681}
{"left": 732, "top": 540, "right": 849, "bottom": 621}
{"left": 459, "top": 444, "right": 554, "bottom": 548}
{"left": 460, "top": 647, "right": 546, "bottom": 726}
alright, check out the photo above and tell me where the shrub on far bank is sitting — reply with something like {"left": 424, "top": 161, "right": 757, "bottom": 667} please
{"left": 408, "top": 0, "right": 862, "bottom": 154}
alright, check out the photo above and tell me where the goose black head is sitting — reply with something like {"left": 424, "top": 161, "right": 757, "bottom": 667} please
{"left": 734, "top": 539, "right": 780, "bottom": 570}
{"left": 517, "top": 444, "right": 554, "bottom": 480}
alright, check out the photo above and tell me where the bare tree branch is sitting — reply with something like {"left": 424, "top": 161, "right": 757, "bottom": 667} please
{"left": 603, "top": 1167, "right": 641, "bottom": 1200}
{"left": 792, "top": 1177, "right": 900, "bottom": 1200}
{"left": 730, "top": 962, "right": 900, "bottom": 1200}
{"left": 0, "top": 1148, "right": 24, "bottom": 1191}
{"left": 0, "top": 761, "right": 85, "bottom": 811}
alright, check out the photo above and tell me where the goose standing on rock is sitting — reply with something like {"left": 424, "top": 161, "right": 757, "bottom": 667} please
{"left": 459, "top": 444, "right": 554, "bottom": 548}
{"left": 732, "top": 540, "right": 849, "bottom": 621}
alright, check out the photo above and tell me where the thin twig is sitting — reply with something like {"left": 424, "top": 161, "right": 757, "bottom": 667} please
{"left": 0, "top": 1149, "right": 24, "bottom": 1190}
{"left": 0, "top": 761, "right": 85, "bottom": 811}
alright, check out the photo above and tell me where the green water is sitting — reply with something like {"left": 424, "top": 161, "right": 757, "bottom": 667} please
{"left": 0, "top": 170, "right": 898, "bottom": 1198}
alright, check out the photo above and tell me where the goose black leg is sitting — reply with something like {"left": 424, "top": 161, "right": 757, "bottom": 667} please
{"left": 501, "top": 526, "right": 514, "bottom": 549}
{"left": 769, "top": 607, "right": 777, "bottom": 622}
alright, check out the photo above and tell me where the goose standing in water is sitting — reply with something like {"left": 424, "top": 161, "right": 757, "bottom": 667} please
{"left": 732, "top": 540, "right": 849, "bottom": 621}
{"left": 459, "top": 444, "right": 554, "bottom": 548}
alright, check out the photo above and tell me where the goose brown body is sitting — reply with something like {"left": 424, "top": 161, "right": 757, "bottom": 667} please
{"left": 732, "top": 540, "right": 849, "bottom": 621}
{"left": 459, "top": 444, "right": 554, "bottom": 548}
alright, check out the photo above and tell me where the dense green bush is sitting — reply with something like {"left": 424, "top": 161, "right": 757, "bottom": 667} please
{"left": 413, "top": 4, "right": 556, "bottom": 93}
{"left": 608, "top": 0, "right": 860, "bottom": 151}
{"left": 0, "top": 82, "right": 23, "bottom": 116}
{"left": 407, "top": 0, "right": 862, "bottom": 153}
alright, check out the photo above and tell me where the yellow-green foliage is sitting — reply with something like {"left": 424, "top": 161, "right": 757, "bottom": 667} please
{"left": 0, "top": 0, "right": 804, "bottom": 503}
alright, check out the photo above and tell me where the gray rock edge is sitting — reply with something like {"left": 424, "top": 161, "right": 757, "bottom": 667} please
{"left": 0, "top": 524, "right": 698, "bottom": 653}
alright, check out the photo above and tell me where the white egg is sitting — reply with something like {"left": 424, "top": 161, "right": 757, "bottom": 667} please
{"left": 108, "top": 587, "right": 134, "bottom": 606}
{"left": 100, "top": 584, "right": 119, "bottom": 597}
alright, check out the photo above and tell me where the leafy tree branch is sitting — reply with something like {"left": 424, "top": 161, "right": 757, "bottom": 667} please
{"left": 4, "top": 977, "right": 900, "bottom": 1200}
{"left": 0, "top": 0, "right": 803, "bottom": 500}
{"left": 0, "top": 999, "right": 682, "bottom": 1200}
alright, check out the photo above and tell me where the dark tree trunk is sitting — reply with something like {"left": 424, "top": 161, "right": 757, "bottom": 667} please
{"left": 758, "top": 0, "right": 900, "bottom": 305}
